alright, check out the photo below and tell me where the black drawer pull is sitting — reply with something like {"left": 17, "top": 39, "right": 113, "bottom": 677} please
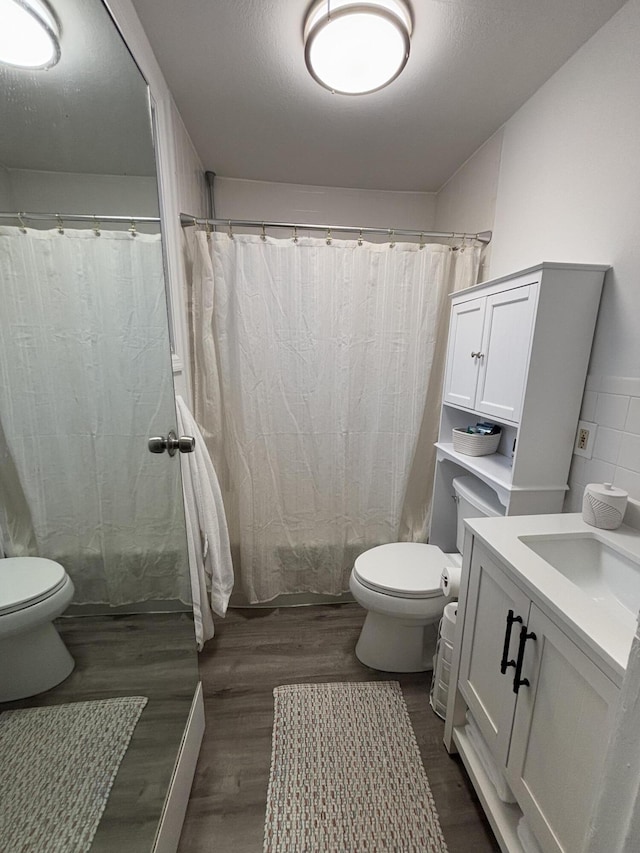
{"left": 513, "top": 626, "right": 537, "bottom": 694}
{"left": 500, "top": 609, "right": 522, "bottom": 675}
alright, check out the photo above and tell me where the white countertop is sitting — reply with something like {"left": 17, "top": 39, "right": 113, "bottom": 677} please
{"left": 465, "top": 512, "right": 640, "bottom": 684}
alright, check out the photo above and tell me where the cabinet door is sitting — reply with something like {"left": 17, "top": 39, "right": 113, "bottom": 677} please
{"left": 458, "top": 544, "right": 531, "bottom": 768}
{"left": 443, "top": 297, "right": 485, "bottom": 410}
{"left": 475, "top": 284, "right": 537, "bottom": 423}
{"left": 506, "top": 605, "right": 618, "bottom": 853}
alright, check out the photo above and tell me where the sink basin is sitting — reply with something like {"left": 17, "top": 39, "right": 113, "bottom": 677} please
{"left": 519, "top": 533, "right": 640, "bottom": 620}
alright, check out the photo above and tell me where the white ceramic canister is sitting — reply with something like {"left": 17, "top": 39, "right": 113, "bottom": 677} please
{"left": 582, "top": 482, "right": 628, "bottom": 530}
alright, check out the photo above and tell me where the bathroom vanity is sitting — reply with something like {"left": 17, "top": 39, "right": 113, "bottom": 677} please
{"left": 430, "top": 262, "right": 608, "bottom": 549}
{"left": 444, "top": 511, "right": 640, "bottom": 853}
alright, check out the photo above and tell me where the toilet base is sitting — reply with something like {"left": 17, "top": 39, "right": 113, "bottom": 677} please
{"left": 355, "top": 611, "right": 438, "bottom": 672}
{"left": 0, "top": 621, "right": 75, "bottom": 702}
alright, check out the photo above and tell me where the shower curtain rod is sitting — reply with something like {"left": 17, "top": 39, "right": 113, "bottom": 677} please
{"left": 180, "top": 213, "right": 492, "bottom": 244}
{"left": 0, "top": 211, "right": 161, "bottom": 225}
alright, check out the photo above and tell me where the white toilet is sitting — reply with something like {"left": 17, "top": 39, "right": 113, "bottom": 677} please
{"left": 349, "top": 475, "right": 504, "bottom": 672}
{"left": 0, "top": 557, "right": 75, "bottom": 702}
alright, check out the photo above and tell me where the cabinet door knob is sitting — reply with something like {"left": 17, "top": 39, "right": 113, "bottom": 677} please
{"left": 513, "top": 626, "right": 537, "bottom": 694}
{"left": 500, "top": 609, "right": 522, "bottom": 674}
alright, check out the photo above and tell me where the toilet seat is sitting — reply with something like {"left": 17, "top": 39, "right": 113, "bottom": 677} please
{"left": 353, "top": 543, "right": 448, "bottom": 600}
{"left": 0, "top": 558, "right": 68, "bottom": 616}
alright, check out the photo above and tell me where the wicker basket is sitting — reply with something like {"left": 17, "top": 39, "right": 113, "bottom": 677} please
{"left": 452, "top": 427, "right": 501, "bottom": 457}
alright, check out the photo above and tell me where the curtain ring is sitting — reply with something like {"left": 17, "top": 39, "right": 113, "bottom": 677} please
{"left": 358, "top": 228, "right": 363, "bottom": 247}
{"left": 261, "top": 222, "right": 266, "bottom": 242}
{"left": 93, "top": 216, "right": 101, "bottom": 237}
{"left": 292, "top": 225, "right": 298, "bottom": 244}
{"left": 389, "top": 229, "right": 396, "bottom": 248}
{"left": 205, "top": 219, "right": 212, "bottom": 242}
{"left": 419, "top": 232, "right": 425, "bottom": 250}
{"left": 326, "top": 228, "right": 332, "bottom": 245}
{"left": 17, "top": 212, "right": 27, "bottom": 233}
{"left": 56, "top": 214, "right": 64, "bottom": 234}
{"left": 228, "top": 220, "right": 234, "bottom": 239}
{"left": 128, "top": 219, "right": 137, "bottom": 237}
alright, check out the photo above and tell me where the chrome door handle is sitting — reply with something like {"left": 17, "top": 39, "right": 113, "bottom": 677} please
{"left": 471, "top": 351, "right": 485, "bottom": 359}
{"left": 148, "top": 430, "right": 195, "bottom": 456}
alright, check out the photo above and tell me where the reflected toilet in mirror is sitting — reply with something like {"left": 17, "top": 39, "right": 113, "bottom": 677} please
{"left": 0, "top": 558, "right": 75, "bottom": 702}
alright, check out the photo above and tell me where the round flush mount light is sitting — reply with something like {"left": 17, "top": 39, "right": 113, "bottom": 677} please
{"left": 0, "top": 0, "right": 60, "bottom": 70}
{"left": 304, "top": 0, "right": 412, "bottom": 95}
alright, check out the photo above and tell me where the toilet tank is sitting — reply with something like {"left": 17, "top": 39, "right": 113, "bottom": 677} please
{"left": 452, "top": 475, "right": 504, "bottom": 553}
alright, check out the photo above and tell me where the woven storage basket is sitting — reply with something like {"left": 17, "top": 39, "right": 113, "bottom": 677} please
{"left": 452, "top": 427, "right": 500, "bottom": 457}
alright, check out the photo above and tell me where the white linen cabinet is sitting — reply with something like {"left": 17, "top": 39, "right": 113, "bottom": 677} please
{"left": 443, "top": 284, "right": 537, "bottom": 422}
{"left": 430, "top": 262, "right": 608, "bottom": 550}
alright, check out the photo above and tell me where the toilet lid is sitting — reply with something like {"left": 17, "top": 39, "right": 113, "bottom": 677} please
{"left": 353, "top": 543, "right": 448, "bottom": 599}
{"left": 0, "top": 557, "right": 67, "bottom": 616}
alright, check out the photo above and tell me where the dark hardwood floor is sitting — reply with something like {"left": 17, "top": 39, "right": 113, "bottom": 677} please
{"left": 179, "top": 603, "right": 499, "bottom": 853}
{"left": 0, "top": 613, "right": 199, "bottom": 853}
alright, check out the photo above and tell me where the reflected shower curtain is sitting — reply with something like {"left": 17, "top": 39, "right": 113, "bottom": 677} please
{"left": 0, "top": 227, "right": 189, "bottom": 605}
{"left": 191, "top": 231, "right": 480, "bottom": 603}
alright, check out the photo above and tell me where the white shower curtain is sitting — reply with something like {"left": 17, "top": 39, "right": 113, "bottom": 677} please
{"left": 0, "top": 226, "right": 190, "bottom": 605}
{"left": 191, "top": 231, "right": 480, "bottom": 603}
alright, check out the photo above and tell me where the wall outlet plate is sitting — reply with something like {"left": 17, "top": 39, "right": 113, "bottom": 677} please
{"left": 574, "top": 420, "right": 597, "bottom": 458}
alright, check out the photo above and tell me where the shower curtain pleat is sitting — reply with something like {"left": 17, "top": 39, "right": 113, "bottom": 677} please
{"left": 190, "top": 231, "right": 480, "bottom": 603}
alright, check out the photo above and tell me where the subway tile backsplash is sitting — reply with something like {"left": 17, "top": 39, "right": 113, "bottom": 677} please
{"left": 626, "top": 397, "right": 640, "bottom": 435}
{"left": 565, "top": 376, "right": 640, "bottom": 509}
{"left": 594, "top": 393, "right": 630, "bottom": 431}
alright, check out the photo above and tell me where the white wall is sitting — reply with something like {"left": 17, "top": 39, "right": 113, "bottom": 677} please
{"left": 169, "top": 99, "right": 208, "bottom": 398}
{"left": 433, "top": 0, "right": 640, "bottom": 500}
{"left": 434, "top": 130, "right": 503, "bottom": 280}
{"left": 214, "top": 177, "right": 436, "bottom": 241}
{"left": 489, "top": 0, "right": 640, "bottom": 381}
{"left": 171, "top": 100, "right": 208, "bottom": 221}
{"left": 0, "top": 164, "right": 16, "bottom": 210}
{"left": 5, "top": 169, "right": 159, "bottom": 221}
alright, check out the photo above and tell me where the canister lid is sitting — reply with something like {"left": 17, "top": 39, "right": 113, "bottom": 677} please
{"left": 585, "top": 482, "right": 628, "bottom": 500}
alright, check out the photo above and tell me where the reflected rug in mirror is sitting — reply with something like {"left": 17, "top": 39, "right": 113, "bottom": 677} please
{"left": 0, "top": 696, "right": 147, "bottom": 852}
{"left": 263, "top": 681, "right": 448, "bottom": 852}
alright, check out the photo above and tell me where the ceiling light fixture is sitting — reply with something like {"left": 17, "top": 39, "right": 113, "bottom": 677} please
{"left": 304, "top": 0, "right": 411, "bottom": 95}
{"left": 0, "top": 0, "right": 60, "bottom": 70}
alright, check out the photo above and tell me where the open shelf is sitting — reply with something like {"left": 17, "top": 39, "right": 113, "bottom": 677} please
{"left": 453, "top": 727, "right": 524, "bottom": 853}
{"left": 442, "top": 402, "right": 517, "bottom": 432}
{"left": 435, "top": 442, "right": 514, "bottom": 495}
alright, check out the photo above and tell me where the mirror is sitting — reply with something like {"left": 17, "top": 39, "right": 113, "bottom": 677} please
{"left": 0, "top": 0, "right": 199, "bottom": 849}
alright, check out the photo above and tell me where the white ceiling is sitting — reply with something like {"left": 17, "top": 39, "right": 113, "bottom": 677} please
{"left": 0, "top": 0, "right": 156, "bottom": 176}
{"left": 130, "top": 0, "right": 627, "bottom": 191}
